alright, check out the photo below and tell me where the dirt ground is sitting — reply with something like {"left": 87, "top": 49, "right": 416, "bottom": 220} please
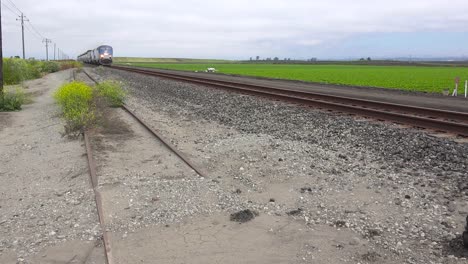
{"left": 0, "top": 70, "right": 105, "bottom": 263}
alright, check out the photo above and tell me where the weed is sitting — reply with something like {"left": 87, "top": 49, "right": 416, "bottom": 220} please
{"left": 3, "top": 58, "right": 62, "bottom": 85}
{"left": 59, "top": 61, "right": 83, "bottom": 70}
{"left": 0, "top": 86, "right": 26, "bottom": 111}
{"left": 3, "top": 58, "right": 30, "bottom": 84}
{"left": 28, "top": 61, "right": 43, "bottom": 79}
{"left": 54, "top": 81, "right": 95, "bottom": 133}
{"left": 41, "top": 61, "right": 60, "bottom": 73}
{"left": 95, "top": 80, "right": 127, "bottom": 107}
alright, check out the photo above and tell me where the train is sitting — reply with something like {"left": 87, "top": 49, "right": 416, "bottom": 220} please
{"left": 77, "top": 45, "right": 113, "bottom": 65}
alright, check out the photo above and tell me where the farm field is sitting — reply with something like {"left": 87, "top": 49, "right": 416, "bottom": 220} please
{"left": 117, "top": 62, "right": 468, "bottom": 94}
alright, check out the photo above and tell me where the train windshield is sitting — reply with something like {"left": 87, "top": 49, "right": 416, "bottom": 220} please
{"left": 99, "top": 46, "right": 113, "bottom": 55}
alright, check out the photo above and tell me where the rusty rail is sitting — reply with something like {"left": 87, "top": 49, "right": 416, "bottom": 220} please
{"left": 110, "top": 65, "right": 468, "bottom": 137}
{"left": 121, "top": 105, "right": 206, "bottom": 177}
{"left": 72, "top": 69, "right": 113, "bottom": 264}
{"left": 83, "top": 131, "right": 113, "bottom": 264}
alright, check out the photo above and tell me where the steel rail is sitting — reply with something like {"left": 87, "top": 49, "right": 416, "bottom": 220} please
{"left": 83, "top": 131, "right": 113, "bottom": 264}
{"left": 73, "top": 69, "right": 113, "bottom": 264}
{"left": 82, "top": 69, "right": 207, "bottom": 178}
{"left": 110, "top": 65, "right": 468, "bottom": 137}
{"left": 121, "top": 105, "right": 207, "bottom": 177}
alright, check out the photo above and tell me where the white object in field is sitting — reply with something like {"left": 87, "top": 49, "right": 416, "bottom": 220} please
{"left": 452, "top": 83, "right": 458, "bottom": 96}
{"left": 453, "top": 77, "right": 460, "bottom": 96}
{"left": 206, "top": 68, "right": 216, "bottom": 72}
{"left": 465, "top": 80, "right": 467, "bottom": 98}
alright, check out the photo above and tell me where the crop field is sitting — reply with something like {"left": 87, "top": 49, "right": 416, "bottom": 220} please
{"left": 118, "top": 62, "right": 468, "bottom": 94}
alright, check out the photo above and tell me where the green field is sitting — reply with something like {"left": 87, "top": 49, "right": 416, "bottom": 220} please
{"left": 116, "top": 62, "right": 468, "bottom": 94}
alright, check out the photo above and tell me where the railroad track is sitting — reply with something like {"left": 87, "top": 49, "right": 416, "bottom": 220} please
{"left": 77, "top": 69, "right": 206, "bottom": 264}
{"left": 110, "top": 65, "right": 468, "bottom": 137}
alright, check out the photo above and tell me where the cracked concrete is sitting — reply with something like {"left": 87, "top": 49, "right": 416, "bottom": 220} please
{"left": 110, "top": 214, "right": 375, "bottom": 264}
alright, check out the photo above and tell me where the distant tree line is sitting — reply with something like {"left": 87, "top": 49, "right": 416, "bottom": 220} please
{"left": 249, "top": 56, "right": 318, "bottom": 62}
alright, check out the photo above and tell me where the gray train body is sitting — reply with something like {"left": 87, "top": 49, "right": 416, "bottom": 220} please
{"left": 77, "top": 45, "right": 113, "bottom": 65}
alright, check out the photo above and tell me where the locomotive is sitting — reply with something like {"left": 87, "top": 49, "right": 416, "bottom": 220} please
{"left": 77, "top": 45, "right": 113, "bottom": 65}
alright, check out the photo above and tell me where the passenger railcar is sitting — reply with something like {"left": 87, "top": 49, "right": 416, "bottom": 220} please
{"left": 77, "top": 45, "right": 113, "bottom": 65}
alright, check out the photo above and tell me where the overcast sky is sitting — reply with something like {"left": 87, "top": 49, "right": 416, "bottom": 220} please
{"left": 2, "top": 0, "right": 468, "bottom": 60}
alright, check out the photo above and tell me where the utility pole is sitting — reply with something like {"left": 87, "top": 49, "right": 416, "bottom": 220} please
{"left": 0, "top": 2, "right": 3, "bottom": 98}
{"left": 16, "top": 13, "right": 29, "bottom": 59}
{"left": 42, "top": 38, "right": 51, "bottom": 61}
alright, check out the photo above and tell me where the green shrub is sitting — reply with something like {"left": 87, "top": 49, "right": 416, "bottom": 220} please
{"left": 26, "top": 60, "right": 43, "bottom": 79}
{"left": 41, "top": 61, "right": 60, "bottom": 73}
{"left": 95, "top": 80, "right": 127, "bottom": 107}
{"left": 3, "top": 58, "right": 63, "bottom": 85}
{"left": 54, "top": 81, "right": 95, "bottom": 132}
{"left": 3, "top": 58, "right": 29, "bottom": 84}
{"left": 0, "top": 86, "right": 25, "bottom": 111}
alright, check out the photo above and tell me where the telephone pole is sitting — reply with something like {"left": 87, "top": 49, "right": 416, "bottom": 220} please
{"left": 42, "top": 38, "right": 51, "bottom": 61}
{"left": 0, "top": 2, "right": 3, "bottom": 98}
{"left": 16, "top": 13, "right": 29, "bottom": 59}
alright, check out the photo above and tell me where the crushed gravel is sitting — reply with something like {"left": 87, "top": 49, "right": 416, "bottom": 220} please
{"left": 89, "top": 66, "right": 468, "bottom": 263}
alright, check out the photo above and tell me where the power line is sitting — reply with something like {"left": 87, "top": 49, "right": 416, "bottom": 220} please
{"left": 2, "top": 1, "right": 21, "bottom": 16}
{"left": 2, "top": 0, "right": 46, "bottom": 42}
{"left": 26, "top": 21, "right": 44, "bottom": 39}
{"left": 5, "top": 0, "right": 21, "bottom": 15}
{"left": 2, "top": 0, "right": 69, "bottom": 60}
{"left": 1, "top": 2, "right": 21, "bottom": 17}
{"left": 23, "top": 23, "right": 42, "bottom": 41}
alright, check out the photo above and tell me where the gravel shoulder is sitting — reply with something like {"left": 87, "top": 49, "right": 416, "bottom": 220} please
{"left": 87, "top": 66, "right": 468, "bottom": 264}
{"left": 0, "top": 70, "right": 105, "bottom": 264}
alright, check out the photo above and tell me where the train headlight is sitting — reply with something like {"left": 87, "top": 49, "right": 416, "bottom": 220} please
{"left": 100, "top": 54, "right": 104, "bottom": 58}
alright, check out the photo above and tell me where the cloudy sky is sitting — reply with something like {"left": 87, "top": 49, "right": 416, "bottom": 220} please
{"left": 2, "top": 0, "right": 468, "bottom": 60}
